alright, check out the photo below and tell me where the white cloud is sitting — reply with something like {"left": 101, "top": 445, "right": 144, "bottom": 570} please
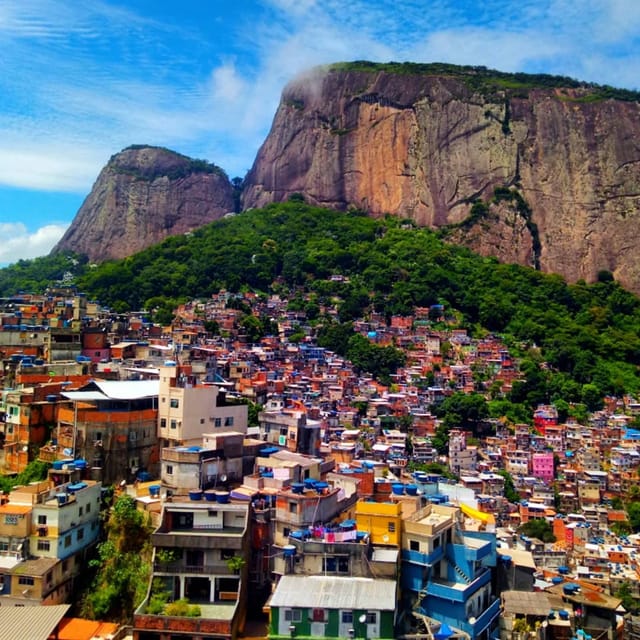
{"left": 0, "top": 0, "right": 639, "bottom": 198}
{"left": 0, "top": 143, "right": 105, "bottom": 192}
{"left": 0, "top": 222, "right": 68, "bottom": 264}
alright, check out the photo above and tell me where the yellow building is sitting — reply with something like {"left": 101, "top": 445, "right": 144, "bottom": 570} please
{"left": 355, "top": 500, "right": 402, "bottom": 547}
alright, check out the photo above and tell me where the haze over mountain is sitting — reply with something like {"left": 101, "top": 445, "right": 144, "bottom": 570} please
{"left": 53, "top": 63, "right": 640, "bottom": 293}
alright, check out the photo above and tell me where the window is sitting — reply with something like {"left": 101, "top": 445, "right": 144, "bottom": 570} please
{"left": 224, "top": 416, "right": 234, "bottom": 427}
{"left": 160, "top": 418, "right": 167, "bottom": 429}
{"left": 365, "top": 612, "right": 377, "bottom": 624}
{"left": 214, "top": 418, "right": 222, "bottom": 427}
{"left": 342, "top": 611, "right": 353, "bottom": 624}
{"left": 46, "top": 571, "right": 53, "bottom": 584}
{"left": 170, "top": 419, "right": 177, "bottom": 429}
{"left": 279, "top": 427, "right": 288, "bottom": 436}
{"left": 65, "top": 535, "right": 72, "bottom": 548}
{"left": 200, "top": 418, "right": 205, "bottom": 424}
{"left": 18, "top": 577, "right": 34, "bottom": 586}
{"left": 388, "top": 522, "right": 396, "bottom": 533}
{"left": 62, "top": 560, "right": 68, "bottom": 572}
{"left": 170, "top": 398, "right": 179, "bottom": 408}
{"left": 37, "top": 540, "right": 50, "bottom": 552}
{"left": 79, "top": 506, "right": 83, "bottom": 516}
{"left": 311, "top": 608, "right": 327, "bottom": 622}
{"left": 77, "top": 528, "right": 84, "bottom": 541}
{"left": 289, "top": 503, "right": 298, "bottom": 514}
{"left": 4, "top": 515, "right": 18, "bottom": 525}
{"left": 0, "top": 542, "right": 9, "bottom": 552}
{"left": 166, "top": 465, "right": 173, "bottom": 475}
{"left": 86, "top": 503, "right": 91, "bottom": 513}
{"left": 284, "top": 609, "right": 302, "bottom": 623}
{"left": 322, "top": 556, "right": 349, "bottom": 574}
{"left": 410, "top": 539, "right": 420, "bottom": 552}
{"left": 208, "top": 510, "right": 218, "bottom": 517}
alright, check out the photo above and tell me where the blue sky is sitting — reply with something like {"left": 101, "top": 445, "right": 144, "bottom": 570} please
{"left": 1, "top": 0, "right": 639, "bottom": 264}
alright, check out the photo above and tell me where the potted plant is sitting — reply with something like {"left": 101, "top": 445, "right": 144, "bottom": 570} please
{"left": 225, "top": 555, "right": 246, "bottom": 574}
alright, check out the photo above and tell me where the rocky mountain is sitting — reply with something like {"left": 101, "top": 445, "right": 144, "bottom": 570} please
{"left": 53, "top": 145, "right": 235, "bottom": 262}
{"left": 243, "top": 62, "right": 640, "bottom": 293}
{"left": 55, "top": 63, "right": 640, "bottom": 293}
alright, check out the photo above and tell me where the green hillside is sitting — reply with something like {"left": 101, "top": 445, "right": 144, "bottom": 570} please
{"left": 2, "top": 200, "right": 640, "bottom": 404}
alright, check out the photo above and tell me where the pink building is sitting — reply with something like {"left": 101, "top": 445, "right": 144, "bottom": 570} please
{"left": 531, "top": 451, "right": 555, "bottom": 483}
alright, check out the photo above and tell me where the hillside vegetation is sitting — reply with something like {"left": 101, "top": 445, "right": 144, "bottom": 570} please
{"left": 2, "top": 201, "right": 640, "bottom": 404}
{"left": 328, "top": 61, "right": 640, "bottom": 102}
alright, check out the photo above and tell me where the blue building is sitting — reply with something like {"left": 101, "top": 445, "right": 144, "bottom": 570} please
{"left": 401, "top": 504, "right": 500, "bottom": 640}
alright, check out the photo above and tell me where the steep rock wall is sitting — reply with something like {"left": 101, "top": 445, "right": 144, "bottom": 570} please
{"left": 243, "top": 68, "right": 640, "bottom": 292}
{"left": 53, "top": 146, "right": 235, "bottom": 262}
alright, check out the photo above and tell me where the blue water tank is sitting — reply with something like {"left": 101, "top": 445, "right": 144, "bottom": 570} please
{"left": 391, "top": 483, "right": 405, "bottom": 495}
{"left": 283, "top": 545, "right": 296, "bottom": 558}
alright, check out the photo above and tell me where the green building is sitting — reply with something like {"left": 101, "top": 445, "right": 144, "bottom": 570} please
{"left": 269, "top": 575, "right": 397, "bottom": 639}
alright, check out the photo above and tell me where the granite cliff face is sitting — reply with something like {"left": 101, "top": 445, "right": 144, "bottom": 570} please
{"left": 53, "top": 146, "right": 235, "bottom": 262}
{"left": 243, "top": 65, "right": 640, "bottom": 292}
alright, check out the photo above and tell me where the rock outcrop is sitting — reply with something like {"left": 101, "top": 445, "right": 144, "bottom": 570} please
{"left": 53, "top": 146, "right": 235, "bottom": 262}
{"left": 243, "top": 64, "right": 640, "bottom": 292}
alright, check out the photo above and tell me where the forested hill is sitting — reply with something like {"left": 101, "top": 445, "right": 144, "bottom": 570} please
{"left": 2, "top": 200, "right": 640, "bottom": 400}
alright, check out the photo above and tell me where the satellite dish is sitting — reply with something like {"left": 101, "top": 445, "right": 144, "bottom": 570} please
{"left": 219, "top": 474, "right": 228, "bottom": 483}
{"left": 22, "top": 445, "right": 28, "bottom": 452}
{"left": 359, "top": 614, "right": 367, "bottom": 624}
{"left": 382, "top": 534, "right": 389, "bottom": 543}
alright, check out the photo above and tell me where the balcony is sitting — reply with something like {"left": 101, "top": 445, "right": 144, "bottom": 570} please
{"left": 402, "top": 546, "right": 444, "bottom": 568}
{"left": 153, "top": 561, "right": 232, "bottom": 575}
{"left": 152, "top": 529, "right": 245, "bottom": 550}
{"left": 465, "top": 597, "right": 500, "bottom": 637}
{"left": 426, "top": 567, "right": 492, "bottom": 602}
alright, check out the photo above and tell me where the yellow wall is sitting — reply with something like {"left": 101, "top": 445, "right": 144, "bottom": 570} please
{"left": 355, "top": 500, "right": 402, "bottom": 547}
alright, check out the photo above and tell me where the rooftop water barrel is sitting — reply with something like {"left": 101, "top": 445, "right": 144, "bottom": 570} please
{"left": 204, "top": 490, "right": 217, "bottom": 502}
{"left": 149, "top": 485, "right": 161, "bottom": 498}
{"left": 391, "top": 483, "right": 405, "bottom": 495}
{"left": 314, "top": 481, "right": 329, "bottom": 493}
{"left": 74, "top": 459, "right": 88, "bottom": 470}
{"left": 291, "top": 482, "right": 305, "bottom": 494}
{"left": 290, "top": 530, "right": 304, "bottom": 540}
{"left": 215, "top": 490, "right": 230, "bottom": 504}
{"left": 189, "top": 489, "right": 203, "bottom": 501}
{"left": 283, "top": 544, "right": 296, "bottom": 558}
{"left": 406, "top": 484, "right": 418, "bottom": 496}
{"left": 52, "top": 461, "right": 64, "bottom": 471}
{"left": 56, "top": 493, "right": 67, "bottom": 506}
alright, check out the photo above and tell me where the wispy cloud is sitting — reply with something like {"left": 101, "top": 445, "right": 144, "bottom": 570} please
{"left": 0, "top": 222, "right": 68, "bottom": 265}
{"left": 0, "top": 0, "right": 638, "bottom": 204}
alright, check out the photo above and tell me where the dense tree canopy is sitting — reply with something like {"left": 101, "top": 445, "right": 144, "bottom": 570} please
{"left": 2, "top": 201, "right": 640, "bottom": 401}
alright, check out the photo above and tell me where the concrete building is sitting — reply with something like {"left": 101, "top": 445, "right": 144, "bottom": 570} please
{"left": 158, "top": 363, "right": 247, "bottom": 448}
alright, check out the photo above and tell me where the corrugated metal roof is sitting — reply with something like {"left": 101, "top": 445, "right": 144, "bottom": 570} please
{"left": 0, "top": 603, "right": 70, "bottom": 640}
{"left": 270, "top": 575, "right": 396, "bottom": 610}
{"left": 63, "top": 379, "right": 159, "bottom": 401}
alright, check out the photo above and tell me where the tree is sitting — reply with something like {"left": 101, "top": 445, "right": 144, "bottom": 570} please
{"left": 81, "top": 494, "right": 153, "bottom": 622}
{"left": 497, "top": 470, "right": 520, "bottom": 503}
{"left": 436, "top": 392, "right": 489, "bottom": 433}
{"left": 616, "top": 582, "right": 640, "bottom": 614}
{"left": 518, "top": 518, "right": 556, "bottom": 543}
